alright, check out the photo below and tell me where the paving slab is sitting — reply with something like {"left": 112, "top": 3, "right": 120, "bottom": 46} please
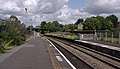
{"left": 0, "top": 37, "right": 53, "bottom": 69}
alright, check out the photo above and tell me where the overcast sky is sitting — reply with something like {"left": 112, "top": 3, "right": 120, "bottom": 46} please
{"left": 0, "top": 0, "right": 120, "bottom": 26}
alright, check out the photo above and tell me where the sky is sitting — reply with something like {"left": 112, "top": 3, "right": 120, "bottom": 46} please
{"left": 0, "top": 0, "right": 120, "bottom": 26}
{"left": 67, "top": 0, "right": 85, "bottom": 9}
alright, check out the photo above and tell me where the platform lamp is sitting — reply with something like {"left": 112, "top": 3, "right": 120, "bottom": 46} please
{"left": 25, "top": 8, "right": 27, "bottom": 13}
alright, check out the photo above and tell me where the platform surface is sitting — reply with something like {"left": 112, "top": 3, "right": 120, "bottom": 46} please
{"left": 0, "top": 37, "right": 53, "bottom": 69}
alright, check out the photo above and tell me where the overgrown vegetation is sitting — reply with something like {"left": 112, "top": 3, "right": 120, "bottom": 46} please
{"left": 82, "top": 15, "right": 118, "bottom": 30}
{"left": 103, "top": 38, "right": 119, "bottom": 43}
{"left": 40, "top": 21, "right": 77, "bottom": 33}
{"left": 46, "top": 33, "right": 79, "bottom": 40}
{"left": 0, "top": 15, "right": 31, "bottom": 53}
{"left": 41, "top": 14, "right": 119, "bottom": 44}
{"left": 40, "top": 15, "right": 119, "bottom": 33}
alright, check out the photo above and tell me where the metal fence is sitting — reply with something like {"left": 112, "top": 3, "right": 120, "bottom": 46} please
{"left": 78, "top": 31, "right": 120, "bottom": 44}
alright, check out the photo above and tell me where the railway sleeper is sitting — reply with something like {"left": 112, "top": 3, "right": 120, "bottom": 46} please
{"left": 48, "top": 37, "right": 120, "bottom": 69}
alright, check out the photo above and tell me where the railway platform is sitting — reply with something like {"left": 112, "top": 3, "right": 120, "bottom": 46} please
{"left": 0, "top": 34, "right": 120, "bottom": 69}
{"left": 0, "top": 36, "right": 54, "bottom": 69}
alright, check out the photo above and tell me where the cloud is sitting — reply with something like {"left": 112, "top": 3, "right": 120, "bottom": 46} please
{"left": 0, "top": 1, "right": 23, "bottom": 16}
{"left": 0, "top": 0, "right": 69, "bottom": 15}
{"left": 0, "top": 0, "right": 70, "bottom": 26}
{"left": 37, "top": 5, "right": 90, "bottom": 25}
{"left": 84, "top": 0, "right": 120, "bottom": 15}
{"left": 0, "top": 0, "right": 87, "bottom": 25}
{"left": 0, "top": 0, "right": 120, "bottom": 26}
{"left": 56, "top": 5, "right": 90, "bottom": 24}
{"left": 23, "top": 0, "right": 69, "bottom": 14}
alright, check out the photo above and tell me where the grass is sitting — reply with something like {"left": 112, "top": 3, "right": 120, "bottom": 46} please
{"left": 0, "top": 39, "right": 16, "bottom": 51}
{"left": 0, "top": 35, "right": 32, "bottom": 54}
{"left": 46, "top": 33, "right": 120, "bottom": 44}
{"left": 46, "top": 33, "right": 79, "bottom": 40}
{"left": 102, "top": 38, "right": 119, "bottom": 43}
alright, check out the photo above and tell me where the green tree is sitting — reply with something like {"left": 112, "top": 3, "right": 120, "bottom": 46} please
{"left": 83, "top": 17, "right": 100, "bottom": 30}
{"left": 75, "top": 19, "right": 84, "bottom": 25}
{"left": 52, "top": 21, "right": 61, "bottom": 32}
{"left": 41, "top": 21, "right": 63, "bottom": 32}
{"left": 0, "top": 15, "right": 28, "bottom": 48}
{"left": 40, "top": 21, "right": 46, "bottom": 29}
{"left": 63, "top": 24, "right": 77, "bottom": 31}
{"left": 83, "top": 16, "right": 113, "bottom": 30}
{"left": 10, "top": 15, "right": 18, "bottom": 21}
{"left": 43, "top": 22, "right": 52, "bottom": 32}
{"left": 27, "top": 25, "right": 33, "bottom": 31}
{"left": 106, "top": 15, "right": 118, "bottom": 28}
{"left": 102, "top": 19, "right": 113, "bottom": 30}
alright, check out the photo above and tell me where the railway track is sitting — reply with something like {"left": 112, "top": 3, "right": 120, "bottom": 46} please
{"left": 48, "top": 38, "right": 93, "bottom": 69}
{"left": 46, "top": 36, "right": 120, "bottom": 69}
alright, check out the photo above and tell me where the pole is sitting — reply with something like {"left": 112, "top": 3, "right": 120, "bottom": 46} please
{"left": 112, "top": 32, "right": 113, "bottom": 43}
{"left": 79, "top": 34, "right": 81, "bottom": 40}
{"left": 100, "top": 32, "right": 102, "bottom": 41}
{"left": 105, "top": 32, "right": 107, "bottom": 41}
{"left": 94, "top": 29, "right": 97, "bottom": 40}
{"left": 34, "top": 30, "right": 35, "bottom": 39}
{"left": 119, "top": 32, "right": 120, "bottom": 44}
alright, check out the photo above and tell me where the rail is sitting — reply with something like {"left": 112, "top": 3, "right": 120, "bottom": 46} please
{"left": 45, "top": 35, "right": 120, "bottom": 69}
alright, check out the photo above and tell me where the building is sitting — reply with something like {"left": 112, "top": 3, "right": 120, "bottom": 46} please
{"left": 78, "top": 23, "right": 83, "bottom": 30}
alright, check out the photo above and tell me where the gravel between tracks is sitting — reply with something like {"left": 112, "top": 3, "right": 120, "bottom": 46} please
{"left": 42, "top": 37, "right": 63, "bottom": 69}
{"left": 49, "top": 38, "right": 115, "bottom": 69}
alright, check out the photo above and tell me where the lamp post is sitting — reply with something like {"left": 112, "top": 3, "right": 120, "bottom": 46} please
{"left": 24, "top": 8, "right": 35, "bottom": 38}
{"left": 30, "top": 19, "right": 35, "bottom": 39}
{"left": 25, "top": 8, "right": 27, "bottom": 13}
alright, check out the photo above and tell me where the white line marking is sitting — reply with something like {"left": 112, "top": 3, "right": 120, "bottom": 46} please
{"left": 49, "top": 45, "right": 52, "bottom": 47}
{"left": 56, "top": 56, "right": 63, "bottom": 61}
{"left": 47, "top": 39, "right": 76, "bottom": 69}
{"left": 75, "top": 40, "right": 120, "bottom": 51}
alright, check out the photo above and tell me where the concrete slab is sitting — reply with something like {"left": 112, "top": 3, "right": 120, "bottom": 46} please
{"left": 0, "top": 37, "right": 53, "bottom": 69}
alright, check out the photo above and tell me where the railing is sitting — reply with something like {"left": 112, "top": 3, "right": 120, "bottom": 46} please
{"left": 78, "top": 31, "right": 120, "bottom": 44}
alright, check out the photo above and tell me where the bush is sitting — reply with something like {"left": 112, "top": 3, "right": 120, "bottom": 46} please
{"left": 0, "top": 47, "right": 4, "bottom": 53}
{"left": 46, "top": 33, "right": 79, "bottom": 40}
